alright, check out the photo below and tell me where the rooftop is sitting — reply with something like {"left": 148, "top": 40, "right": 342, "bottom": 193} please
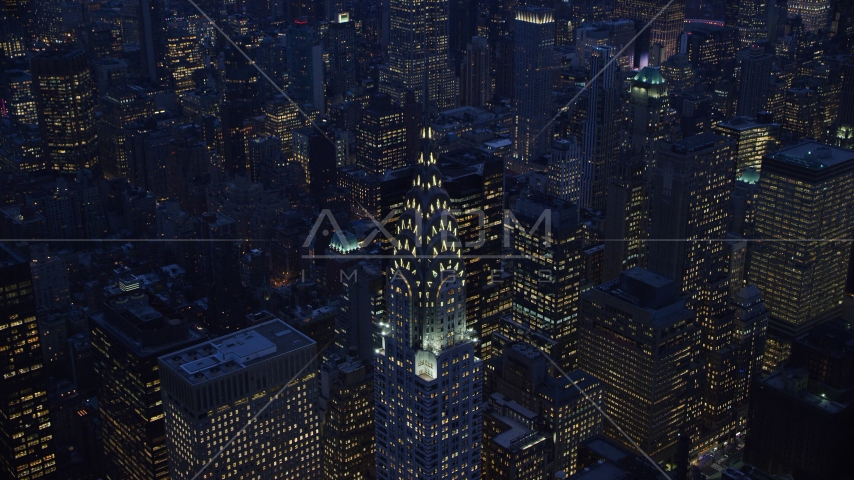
{"left": 761, "top": 370, "right": 846, "bottom": 414}
{"left": 161, "top": 319, "right": 314, "bottom": 385}
{"left": 716, "top": 116, "right": 779, "bottom": 132}
{"left": 633, "top": 66, "right": 665, "bottom": 85}
{"left": 766, "top": 141, "right": 854, "bottom": 170}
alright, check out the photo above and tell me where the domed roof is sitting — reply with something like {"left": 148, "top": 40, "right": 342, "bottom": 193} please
{"left": 632, "top": 66, "right": 665, "bottom": 85}
{"left": 738, "top": 167, "right": 760, "bottom": 185}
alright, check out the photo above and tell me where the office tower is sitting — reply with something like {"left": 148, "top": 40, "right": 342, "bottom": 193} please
{"left": 90, "top": 291, "right": 203, "bottom": 480}
{"left": 29, "top": 244, "right": 70, "bottom": 310}
{"left": 838, "top": 61, "right": 854, "bottom": 128}
{"left": 713, "top": 115, "right": 780, "bottom": 179}
{"left": 681, "top": 22, "right": 739, "bottom": 70}
{"left": 602, "top": 155, "right": 649, "bottom": 281}
{"left": 746, "top": 368, "right": 850, "bottom": 479}
{"left": 338, "top": 262, "right": 384, "bottom": 361}
{"left": 730, "top": 0, "right": 774, "bottom": 46}
{"left": 580, "top": 45, "right": 621, "bottom": 211}
{"left": 508, "top": 192, "right": 583, "bottom": 371}
{"left": 579, "top": 268, "right": 701, "bottom": 459}
{"left": 615, "top": 0, "right": 685, "bottom": 61}
{"left": 511, "top": 7, "right": 554, "bottom": 170}
{"left": 547, "top": 138, "right": 583, "bottom": 204}
{"left": 628, "top": 66, "right": 673, "bottom": 159}
{"left": 293, "top": 126, "right": 337, "bottom": 194}
{"left": 319, "top": 354, "right": 375, "bottom": 480}
{"left": 660, "top": 54, "right": 694, "bottom": 91}
{"left": 1, "top": 70, "right": 37, "bottom": 126}
{"left": 159, "top": 319, "right": 321, "bottom": 479}
{"left": 647, "top": 134, "right": 744, "bottom": 438}
{"left": 787, "top": 0, "right": 831, "bottom": 32}
{"left": 247, "top": 135, "right": 283, "bottom": 184}
{"left": 486, "top": 342, "right": 604, "bottom": 476}
{"left": 482, "top": 393, "right": 553, "bottom": 479}
{"left": 749, "top": 142, "right": 854, "bottom": 340}
{"left": 0, "top": 243, "right": 56, "bottom": 480}
{"left": 31, "top": 49, "right": 98, "bottom": 173}
{"left": 355, "top": 95, "right": 407, "bottom": 177}
{"left": 264, "top": 95, "right": 309, "bottom": 158}
{"left": 440, "top": 149, "right": 505, "bottom": 358}
{"left": 381, "top": 0, "right": 456, "bottom": 110}
{"left": 374, "top": 124, "right": 483, "bottom": 479}
{"left": 288, "top": 23, "right": 324, "bottom": 113}
{"left": 574, "top": 19, "right": 636, "bottom": 71}
{"left": 327, "top": 13, "right": 358, "bottom": 97}
{"left": 166, "top": 26, "right": 203, "bottom": 92}
{"left": 648, "top": 134, "right": 736, "bottom": 295}
{"left": 729, "top": 285, "right": 768, "bottom": 421}
{"left": 782, "top": 87, "right": 824, "bottom": 140}
{"left": 98, "top": 86, "right": 154, "bottom": 181}
{"left": 735, "top": 46, "right": 774, "bottom": 118}
{"left": 138, "top": 0, "right": 167, "bottom": 85}
{"left": 461, "top": 36, "right": 491, "bottom": 108}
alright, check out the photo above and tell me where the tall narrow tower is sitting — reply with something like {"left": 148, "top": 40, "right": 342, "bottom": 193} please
{"left": 374, "top": 123, "right": 483, "bottom": 479}
{"left": 381, "top": 0, "right": 457, "bottom": 110}
{"left": 511, "top": 6, "right": 555, "bottom": 170}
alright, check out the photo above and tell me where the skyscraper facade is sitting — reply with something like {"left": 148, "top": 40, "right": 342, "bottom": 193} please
{"left": 0, "top": 243, "right": 56, "bottom": 480}
{"left": 381, "top": 0, "right": 457, "bottom": 110}
{"left": 508, "top": 192, "right": 583, "bottom": 371}
{"left": 579, "top": 268, "right": 701, "bottom": 459}
{"left": 512, "top": 7, "right": 555, "bottom": 170}
{"left": 31, "top": 49, "right": 98, "bottom": 173}
{"left": 159, "top": 319, "right": 321, "bottom": 479}
{"left": 580, "top": 45, "right": 621, "bottom": 210}
{"left": 461, "top": 36, "right": 491, "bottom": 108}
{"left": 648, "top": 133, "right": 736, "bottom": 295}
{"left": 91, "top": 291, "right": 204, "bottom": 480}
{"left": 355, "top": 95, "right": 407, "bottom": 177}
{"left": 288, "top": 23, "right": 325, "bottom": 113}
{"left": 735, "top": 46, "right": 774, "bottom": 118}
{"left": 374, "top": 124, "right": 483, "bottom": 479}
{"left": 628, "top": 66, "right": 673, "bottom": 159}
{"left": 749, "top": 142, "right": 854, "bottom": 337}
{"left": 616, "top": 0, "right": 686, "bottom": 62}
{"left": 713, "top": 115, "right": 780, "bottom": 179}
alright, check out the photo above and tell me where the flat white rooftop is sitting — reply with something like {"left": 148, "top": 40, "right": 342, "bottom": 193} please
{"left": 161, "top": 317, "right": 314, "bottom": 385}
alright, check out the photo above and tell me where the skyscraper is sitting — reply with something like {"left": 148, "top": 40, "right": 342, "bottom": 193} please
{"left": 647, "top": 133, "right": 736, "bottom": 295}
{"left": 735, "top": 46, "right": 774, "bottom": 118}
{"left": 628, "top": 66, "right": 673, "bottom": 159}
{"left": 381, "top": 0, "right": 457, "bottom": 110}
{"left": 355, "top": 95, "right": 407, "bottom": 177}
{"left": 508, "top": 192, "right": 583, "bottom": 371}
{"left": 511, "top": 7, "right": 554, "bottom": 170}
{"left": 91, "top": 291, "right": 204, "bottom": 480}
{"left": 327, "top": 13, "right": 358, "bottom": 97}
{"left": 31, "top": 49, "right": 98, "bottom": 173}
{"left": 0, "top": 243, "right": 56, "bottom": 480}
{"left": 749, "top": 142, "right": 854, "bottom": 338}
{"left": 319, "top": 354, "right": 375, "bottom": 480}
{"left": 580, "top": 45, "right": 622, "bottom": 210}
{"left": 288, "top": 23, "right": 325, "bottom": 113}
{"left": 374, "top": 123, "right": 483, "bottom": 479}
{"left": 159, "top": 318, "right": 321, "bottom": 479}
{"left": 461, "top": 36, "right": 491, "bottom": 108}
{"left": 547, "top": 138, "right": 584, "bottom": 204}
{"left": 713, "top": 114, "right": 780, "bottom": 178}
{"left": 485, "top": 342, "right": 604, "bottom": 476}
{"left": 615, "top": 0, "right": 686, "bottom": 62}
{"left": 138, "top": 0, "right": 167, "bottom": 85}
{"left": 579, "top": 268, "right": 701, "bottom": 459}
